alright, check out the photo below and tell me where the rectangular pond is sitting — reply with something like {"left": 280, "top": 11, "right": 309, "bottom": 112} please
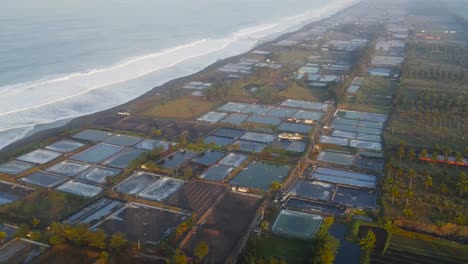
{"left": 191, "top": 151, "right": 226, "bottom": 166}
{"left": 288, "top": 180, "right": 335, "bottom": 201}
{"left": 278, "top": 122, "right": 312, "bottom": 134}
{"left": 46, "top": 140, "right": 85, "bottom": 153}
{"left": 311, "top": 167, "right": 376, "bottom": 189}
{"left": 210, "top": 128, "right": 245, "bottom": 139}
{"left": 266, "top": 107, "right": 298, "bottom": 118}
{"left": 272, "top": 209, "right": 322, "bottom": 239}
{"left": 71, "top": 144, "right": 124, "bottom": 164}
{"left": 333, "top": 186, "right": 377, "bottom": 209}
{"left": 20, "top": 171, "right": 67, "bottom": 188}
{"left": 229, "top": 162, "right": 290, "bottom": 191}
{"left": 233, "top": 140, "right": 267, "bottom": 153}
{"left": 159, "top": 150, "right": 197, "bottom": 169}
{"left": 217, "top": 102, "right": 249, "bottom": 112}
{"left": 281, "top": 99, "right": 327, "bottom": 111}
{"left": 240, "top": 132, "right": 275, "bottom": 144}
{"left": 220, "top": 153, "right": 248, "bottom": 167}
{"left": 72, "top": 129, "right": 112, "bottom": 142}
{"left": 16, "top": 149, "right": 62, "bottom": 164}
{"left": 103, "top": 148, "right": 145, "bottom": 169}
{"left": 64, "top": 198, "right": 124, "bottom": 225}
{"left": 135, "top": 139, "right": 172, "bottom": 151}
{"left": 220, "top": 113, "right": 249, "bottom": 125}
{"left": 77, "top": 166, "right": 122, "bottom": 185}
{"left": 320, "top": 136, "right": 349, "bottom": 146}
{"left": 115, "top": 172, "right": 161, "bottom": 195}
{"left": 240, "top": 104, "right": 271, "bottom": 115}
{"left": 246, "top": 115, "right": 282, "bottom": 126}
{"left": 46, "top": 160, "right": 91, "bottom": 177}
{"left": 204, "top": 136, "right": 235, "bottom": 146}
{"left": 349, "top": 140, "right": 382, "bottom": 151}
{"left": 197, "top": 111, "right": 228, "bottom": 123}
{"left": 103, "top": 135, "right": 144, "bottom": 147}
{"left": 200, "top": 165, "right": 232, "bottom": 182}
{"left": 138, "top": 177, "right": 184, "bottom": 201}
{"left": 317, "top": 151, "right": 355, "bottom": 166}
{"left": 56, "top": 181, "right": 103, "bottom": 197}
{"left": 0, "top": 161, "right": 34, "bottom": 175}
{"left": 292, "top": 110, "right": 323, "bottom": 121}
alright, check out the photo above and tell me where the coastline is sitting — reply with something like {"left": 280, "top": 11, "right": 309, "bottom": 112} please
{"left": 0, "top": 2, "right": 358, "bottom": 160}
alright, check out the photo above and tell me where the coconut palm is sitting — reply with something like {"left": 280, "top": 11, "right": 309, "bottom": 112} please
{"left": 408, "top": 148, "right": 416, "bottom": 162}
{"left": 456, "top": 172, "right": 467, "bottom": 197}
{"left": 408, "top": 169, "right": 416, "bottom": 189}
{"left": 390, "top": 184, "right": 400, "bottom": 206}
{"left": 443, "top": 147, "right": 451, "bottom": 166}
{"left": 420, "top": 149, "right": 428, "bottom": 161}
{"left": 423, "top": 173, "right": 433, "bottom": 191}
{"left": 404, "top": 189, "right": 414, "bottom": 210}
{"left": 455, "top": 152, "right": 463, "bottom": 169}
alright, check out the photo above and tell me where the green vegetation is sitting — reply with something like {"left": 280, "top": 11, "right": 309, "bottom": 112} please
{"left": 382, "top": 149, "right": 467, "bottom": 234}
{"left": 359, "top": 230, "right": 376, "bottom": 264}
{"left": 0, "top": 189, "right": 93, "bottom": 226}
{"left": 141, "top": 97, "right": 220, "bottom": 119}
{"left": 345, "top": 76, "right": 393, "bottom": 114}
{"left": 386, "top": 42, "right": 468, "bottom": 151}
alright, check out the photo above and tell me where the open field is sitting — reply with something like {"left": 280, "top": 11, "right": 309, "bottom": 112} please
{"left": 372, "top": 229, "right": 468, "bottom": 264}
{"left": 0, "top": 189, "right": 92, "bottom": 225}
{"left": 166, "top": 181, "right": 226, "bottom": 217}
{"left": 243, "top": 235, "right": 315, "bottom": 263}
{"left": 182, "top": 191, "right": 262, "bottom": 263}
{"left": 0, "top": 180, "right": 34, "bottom": 205}
{"left": 0, "top": 238, "right": 48, "bottom": 264}
{"left": 140, "top": 97, "right": 219, "bottom": 119}
{"left": 96, "top": 203, "right": 188, "bottom": 244}
{"left": 345, "top": 76, "right": 393, "bottom": 114}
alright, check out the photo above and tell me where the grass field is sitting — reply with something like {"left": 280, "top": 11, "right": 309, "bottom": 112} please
{"left": 140, "top": 97, "right": 220, "bottom": 119}
{"left": 346, "top": 76, "right": 393, "bottom": 114}
{"left": 371, "top": 228, "right": 468, "bottom": 264}
{"left": 0, "top": 189, "right": 93, "bottom": 226}
{"left": 390, "top": 229, "right": 468, "bottom": 259}
{"left": 279, "top": 82, "right": 327, "bottom": 102}
{"left": 246, "top": 234, "right": 315, "bottom": 263}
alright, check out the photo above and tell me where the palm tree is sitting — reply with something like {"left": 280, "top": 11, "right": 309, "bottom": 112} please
{"left": 423, "top": 173, "right": 433, "bottom": 191}
{"left": 420, "top": 149, "right": 428, "bottom": 162}
{"left": 456, "top": 172, "right": 467, "bottom": 197}
{"left": 408, "top": 169, "right": 416, "bottom": 189}
{"left": 359, "top": 230, "right": 376, "bottom": 263}
{"left": 194, "top": 241, "right": 209, "bottom": 263}
{"left": 385, "top": 163, "right": 393, "bottom": 178}
{"left": 404, "top": 189, "right": 414, "bottom": 210}
{"left": 455, "top": 152, "right": 463, "bottom": 169}
{"left": 398, "top": 143, "right": 406, "bottom": 162}
{"left": 396, "top": 168, "right": 403, "bottom": 180}
{"left": 408, "top": 148, "right": 416, "bottom": 163}
{"left": 443, "top": 147, "right": 451, "bottom": 166}
{"left": 390, "top": 184, "right": 399, "bottom": 206}
{"left": 0, "top": 231, "right": 6, "bottom": 244}
{"left": 431, "top": 151, "right": 439, "bottom": 166}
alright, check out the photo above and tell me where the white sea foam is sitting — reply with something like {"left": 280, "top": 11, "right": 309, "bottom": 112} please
{"left": 0, "top": 0, "right": 356, "bottom": 150}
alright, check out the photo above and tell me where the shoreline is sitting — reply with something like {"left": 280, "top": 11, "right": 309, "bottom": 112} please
{"left": 0, "top": 2, "right": 357, "bottom": 159}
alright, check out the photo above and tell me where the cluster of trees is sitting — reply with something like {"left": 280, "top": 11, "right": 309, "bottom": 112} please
{"left": 48, "top": 222, "right": 128, "bottom": 252}
{"left": 203, "top": 81, "right": 229, "bottom": 99}
{"left": 171, "top": 241, "right": 209, "bottom": 264}
{"left": 310, "top": 217, "right": 340, "bottom": 264}
{"left": 408, "top": 43, "right": 468, "bottom": 68}
{"left": 384, "top": 143, "right": 467, "bottom": 223}
{"left": 392, "top": 88, "right": 468, "bottom": 139}
{"left": 359, "top": 230, "right": 376, "bottom": 264}
{"left": 402, "top": 66, "right": 468, "bottom": 83}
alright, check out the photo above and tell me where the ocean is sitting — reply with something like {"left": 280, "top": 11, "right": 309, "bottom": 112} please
{"left": 0, "top": 0, "right": 355, "bottom": 150}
